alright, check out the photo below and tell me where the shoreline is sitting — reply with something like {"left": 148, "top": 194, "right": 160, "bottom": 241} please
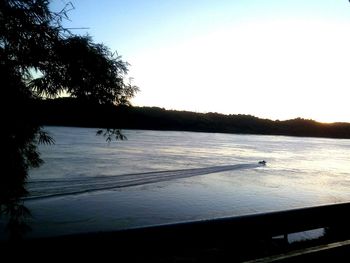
{"left": 33, "top": 98, "right": 350, "bottom": 140}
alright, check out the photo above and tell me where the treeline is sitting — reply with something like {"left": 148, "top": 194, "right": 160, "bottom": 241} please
{"left": 31, "top": 98, "right": 350, "bottom": 139}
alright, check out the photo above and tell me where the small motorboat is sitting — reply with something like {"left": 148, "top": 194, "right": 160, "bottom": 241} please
{"left": 258, "top": 160, "right": 266, "bottom": 165}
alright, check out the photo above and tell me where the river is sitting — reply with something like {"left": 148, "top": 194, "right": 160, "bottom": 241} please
{"left": 2, "top": 126, "right": 350, "bottom": 239}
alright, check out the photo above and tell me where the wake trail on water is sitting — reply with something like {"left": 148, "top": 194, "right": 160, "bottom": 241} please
{"left": 25, "top": 163, "right": 262, "bottom": 200}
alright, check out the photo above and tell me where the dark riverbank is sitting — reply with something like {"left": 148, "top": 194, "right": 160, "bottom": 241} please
{"left": 31, "top": 98, "right": 350, "bottom": 139}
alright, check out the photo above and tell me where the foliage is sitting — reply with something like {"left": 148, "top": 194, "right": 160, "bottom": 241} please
{"left": 34, "top": 98, "right": 350, "bottom": 139}
{"left": 96, "top": 129, "right": 127, "bottom": 143}
{"left": 1, "top": 0, "right": 137, "bottom": 238}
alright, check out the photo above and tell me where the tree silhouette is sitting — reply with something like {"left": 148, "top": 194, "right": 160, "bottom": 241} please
{"left": 1, "top": 0, "right": 137, "bottom": 239}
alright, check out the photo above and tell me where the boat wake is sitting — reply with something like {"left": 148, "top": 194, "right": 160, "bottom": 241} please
{"left": 26, "top": 163, "right": 261, "bottom": 200}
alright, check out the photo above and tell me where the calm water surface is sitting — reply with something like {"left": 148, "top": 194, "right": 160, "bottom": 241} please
{"left": 3, "top": 126, "right": 350, "bottom": 238}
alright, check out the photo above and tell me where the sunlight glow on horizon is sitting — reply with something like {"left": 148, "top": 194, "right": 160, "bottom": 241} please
{"left": 129, "top": 18, "right": 350, "bottom": 123}
{"left": 54, "top": 0, "right": 350, "bottom": 123}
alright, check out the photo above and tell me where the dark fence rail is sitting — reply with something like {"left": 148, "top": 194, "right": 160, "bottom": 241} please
{"left": 4, "top": 202, "right": 350, "bottom": 261}
{"left": 112, "top": 201, "right": 350, "bottom": 241}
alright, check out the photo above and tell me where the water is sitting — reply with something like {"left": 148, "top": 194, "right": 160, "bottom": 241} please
{"left": 3, "top": 126, "right": 350, "bottom": 239}
{"left": 27, "top": 163, "right": 261, "bottom": 199}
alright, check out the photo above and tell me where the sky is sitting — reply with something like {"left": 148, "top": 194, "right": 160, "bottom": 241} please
{"left": 52, "top": 0, "right": 350, "bottom": 123}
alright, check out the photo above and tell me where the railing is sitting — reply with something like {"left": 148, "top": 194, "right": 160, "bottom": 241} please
{"left": 4, "top": 202, "right": 350, "bottom": 261}
{"left": 98, "top": 201, "right": 350, "bottom": 242}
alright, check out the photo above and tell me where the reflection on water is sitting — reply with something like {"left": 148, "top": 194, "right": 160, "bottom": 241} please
{"left": 2, "top": 127, "right": 350, "bottom": 240}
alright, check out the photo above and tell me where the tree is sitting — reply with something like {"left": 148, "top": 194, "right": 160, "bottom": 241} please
{"left": 1, "top": 0, "right": 138, "bottom": 238}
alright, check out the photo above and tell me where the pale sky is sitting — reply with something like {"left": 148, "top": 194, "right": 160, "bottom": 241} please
{"left": 53, "top": 0, "right": 350, "bottom": 123}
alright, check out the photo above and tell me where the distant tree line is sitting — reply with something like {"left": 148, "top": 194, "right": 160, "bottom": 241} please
{"left": 33, "top": 98, "right": 350, "bottom": 139}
